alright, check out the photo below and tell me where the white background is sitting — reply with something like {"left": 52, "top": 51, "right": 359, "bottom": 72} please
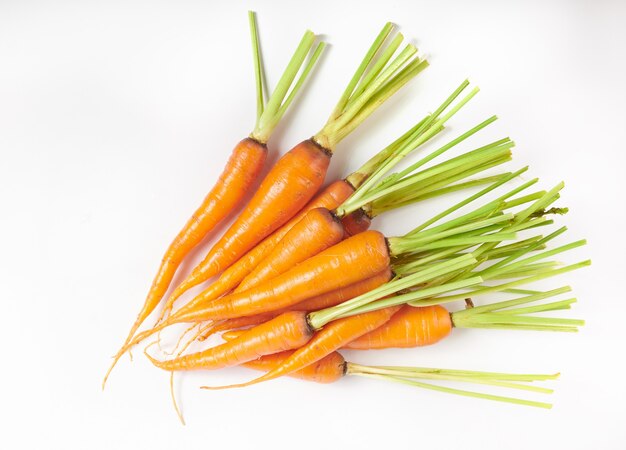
{"left": 1, "top": 0, "right": 625, "bottom": 448}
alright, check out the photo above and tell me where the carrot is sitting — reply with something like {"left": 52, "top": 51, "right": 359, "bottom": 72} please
{"left": 144, "top": 311, "right": 313, "bottom": 371}
{"left": 162, "top": 23, "right": 428, "bottom": 313}
{"left": 124, "top": 173, "right": 568, "bottom": 353}
{"left": 104, "top": 14, "right": 326, "bottom": 387}
{"left": 218, "top": 345, "right": 559, "bottom": 409}
{"left": 172, "top": 180, "right": 357, "bottom": 319}
{"left": 181, "top": 187, "right": 589, "bottom": 390}
{"left": 163, "top": 81, "right": 492, "bottom": 327}
{"left": 146, "top": 255, "right": 481, "bottom": 374}
{"left": 236, "top": 350, "right": 347, "bottom": 384}
{"left": 172, "top": 230, "right": 392, "bottom": 323}
{"left": 235, "top": 207, "right": 346, "bottom": 292}
{"left": 198, "top": 268, "right": 393, "bottom": 341}
{"left": 201, "top": 282, "right": 584, "bottom": 391}
{"left": 341, "top": 209, "right": 371, "bottom": 237}
{"left": 345, "top": 304, "right": 452, "bottom": 349}
{"left": 165, "top": 168, "right": 532, "bottom": 327}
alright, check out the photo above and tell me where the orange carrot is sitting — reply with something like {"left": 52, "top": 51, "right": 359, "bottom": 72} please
{"left": 198, "top": 307, "right": 401, "bottom": 388}
{"left": 198, "top": 268, "right": 392, "bottom": 341}
{"left": 235, "top": 207, "right": 346, "bottom": 292}
{"left": 120, "top": 137, "right": 266, "bottom": 361}
{"left": 171, "top": 180, "right": 356, "bottom": 319}
{"left": 345, "top": 304, "right": 452, "bottom": 349}
{"left": 162, "top": 23, "right": 428, "bottom": 313}
{"left": 170, "top": 231, "right": 391, "bottom": 324}
{"left": 166, "top": 140, "right": 332, "bottom": 305}
{"left": 145, "top": 311, "right": 313, "bottom": 371}
{"left": 341, "top": 208, "right": 372, "bottom": 237}
{"left": 103, "top": 16, "right": 326, "bottom": 387}
{"left": 234, "top": 350, "right": 346, "bottom": 384}
{"left": 166, "top": 80, "right": 489, "bottom": 324}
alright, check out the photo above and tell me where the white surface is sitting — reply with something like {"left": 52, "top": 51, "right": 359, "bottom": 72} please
{"left": 1, "top": 0, "right": 625, "bottom": 448}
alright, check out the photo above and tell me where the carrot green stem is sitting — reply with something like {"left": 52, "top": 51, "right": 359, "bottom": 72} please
{"left": 307, "top": 255, "right": 481, "bottom": 328}
{"left": 412, "top": 261, "right": 591, "bottom": 307}
{"left": 360, "top": 365, "right": 560, "bottom": 382}
{"left": 251, "top": 29, "right": 324, "bottom": 143}
{"left": 406, "top": 168, "right": 534, "bottom": 236}
{"left": 346, "top": 116, "right": 432, "bottom": 188}
{"left": 330, "top": 23, "right": 394, "bottom": 121}
{"left": 354, "top": 373, "right": 553, "bottom": 409}
{"left": 314, "top": 24, "right": 428, "bottom": 150}
{"left": 345, "top": 81, "right": 476, "bottom": 189}
{"left": 248, "top": 11, "right": 265, "bottom": 121}
{"left": 343, "top": 82, "right": 480, "bottom": 208}
{"left": 348, "top": 365, "right": 555, "bottom": 393}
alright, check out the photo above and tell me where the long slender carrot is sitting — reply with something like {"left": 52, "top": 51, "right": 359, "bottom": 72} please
{"left": 104, "top": 15, "right": 326, "bottom": 388}
{"left": 198, "top": 268, "right": 393, "bottom": 341}
{"left": 172, "top": 230, "right": 392, "bottom": 323}
{"left": 162, "top": 23, "right": 428, "bottom": 313}
{"left": 172, "top": 180, "right": 356, "bottom": 319}
{"left": 144, "top": 311, "right": 313, "bottom": 371}
{"left": 218, "top": 347, "right": 559, "bottom": 409}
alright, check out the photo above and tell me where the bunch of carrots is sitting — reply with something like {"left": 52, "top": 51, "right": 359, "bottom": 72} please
{"left": 104, "top": 13, "right": 589, "bottom": 423}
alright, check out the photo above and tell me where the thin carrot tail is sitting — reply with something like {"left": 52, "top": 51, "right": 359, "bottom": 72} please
{"left": 102, "top": 318, "right": 173, "bottom": 389}
{"left": 200, "top": 371, "right": 279, "bottom": 391}
{"left": 102, "top": 306, "right": 151, "bottom": 390}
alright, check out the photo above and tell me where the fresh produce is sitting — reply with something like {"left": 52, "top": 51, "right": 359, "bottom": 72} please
{"left": 104, "top": 14, "right": 589, "bottom": 422}
{"left": 220, "top": 341, "right": 560, "bottom": 409}
{"left": 161, "top": 22, "right": 429, "bottom": 316}
{"left": 105, "top": 13, "right": 325, "bottom": 386}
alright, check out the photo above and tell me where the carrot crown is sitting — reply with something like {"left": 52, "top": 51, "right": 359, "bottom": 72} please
{"left": 249, "top": 11, "right": 326, "bottom": 144}
{"left": 313, "top": 23, "right": 428, "bottom": 152}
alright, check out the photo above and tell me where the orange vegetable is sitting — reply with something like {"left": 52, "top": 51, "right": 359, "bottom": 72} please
{"left": 345, "top": 304, "right": 452, "bottom": 349}
{"left": 145, "top": 311, "right": 312, "bottom": 371}
{"left": 172, "top": 180, "right": 356, "bottom": 320}
{"left": 170, "top": 231, "right": 390, "bottom": 324}
{"left": 198, "top": 268, "right": 393, "bottom": 341}
{"left": 195, "top": 307, "right": 401, "bottom": 388}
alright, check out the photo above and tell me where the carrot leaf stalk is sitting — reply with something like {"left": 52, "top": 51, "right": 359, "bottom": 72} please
{"left": 250, "top": 24, "right": 326, "bottom": 143}
{"left": 248, "top": 11, "right": 265, "bottom": 122}
{"left": 313, "top": 23, "right": 429, "bottom": 152}
{"left": 348, "top": 365, "right": 558, "bottom": 409}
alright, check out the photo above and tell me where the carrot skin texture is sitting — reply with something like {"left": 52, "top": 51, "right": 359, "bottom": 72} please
{"left": 344, "top": 305, "right": 452, "bottom": 349}
{"left": 236, "top": 350, "right": 346, "bottom": 384}
{"left": 171, "top": 230, "right": 391, "bottom": 323}
{"left": 169, "top": 139, "right": 332, "bottom": 302}
{"left": 236, "top": 208, "right": 346, "bottom": 292}
{"left": 146, "top": 311, "right": 313, "bottom": 371}
{"left": 202, "top": 269, "right": 392, "bottom": 341}
{"left": 169, "top": 180, "right": 355, "bottom": 317}
{"left": 341, "top": 209, "right": 372, "bottom": 237}
{"left": 106, "top": 138, "right": 266, "bottom": 381}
